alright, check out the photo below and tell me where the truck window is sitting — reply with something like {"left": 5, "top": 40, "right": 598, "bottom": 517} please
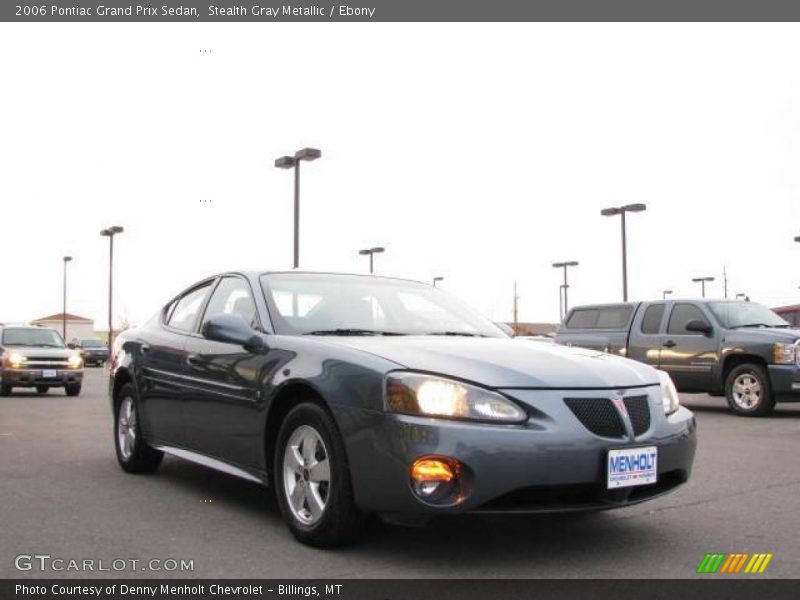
{"left": 641, "top": 304, "right": 665, "bottom": 334}
{"left": 596, "top": 306, "right": 633, "bottom": 329}
{"left": 566, "top": 309, "right": 598, "bottom": 329}
{"left": 667, "top": 304, "right": 707, "bottom": 335}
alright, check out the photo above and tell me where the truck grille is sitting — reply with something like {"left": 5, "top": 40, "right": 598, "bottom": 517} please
{"left": 564, "top": 398, "right": 626, "bottom": 438}
{"left": 623, "top": 395, "right": 651, "bottom": 436}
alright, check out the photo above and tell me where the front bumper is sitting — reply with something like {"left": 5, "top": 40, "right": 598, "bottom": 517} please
{"left": 0, "top": 368, "right": 83, "bottom": 387}
{"left": 767, "top": 364, "right": 800, "bottom": 400}
{"left": 82, "top": 353, "right": 109, "bottom": 363}
{"left": 337, "top": 387, "right": 696, "bottom": 515}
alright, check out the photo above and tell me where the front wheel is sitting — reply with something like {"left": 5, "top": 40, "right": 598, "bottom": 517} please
{"left": 0, "top": 384, "right": 12, "bottom": 397}
{"left": 114, "top": 384, "right": 163, "bottom": 473}
{"left": 65, "top": 383, "right": 82, "bottom": 397}
{"left": 725, "top": 363, "right": 775, "bottom": 416}
{"left": 274, "top": 403, "right": 364, "bottom": 547}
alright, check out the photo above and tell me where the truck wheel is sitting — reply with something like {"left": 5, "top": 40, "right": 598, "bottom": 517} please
{"left": 65, "top": 383, "right": 82, "bottom": 397}
{"left": 0, "top": 384, "right": 12, "bottom": 397}
{"left": 725, "top": 363, "right": 775, "bottom": 417}
{"left": 114, "top": 383, "right": 163, "bottom": 473}
{"left": 36, "top": 385, "right": 49, "bottom": 394}
{"left": 274, "top": 402, "right": 364, "bottom": 547}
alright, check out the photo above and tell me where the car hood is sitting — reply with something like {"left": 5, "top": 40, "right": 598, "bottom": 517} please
{"left": 726, "top": 327, "right": 800, "bottom": 343}
{"left": 4, "top": 346, "right": 72, "bottom": 358}
{"left": 323, "top": 336, "right": 660, "bottom": 389}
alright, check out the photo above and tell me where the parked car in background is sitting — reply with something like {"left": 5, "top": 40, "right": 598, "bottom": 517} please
{"left": 70, "top": 338, "right": 109, "bottom": 366}
{"left": 0, "top": 325, "right": 83, "bottom": 396}
{"left": 110, "top": 271, "right": 695, "bottom": 546}
{"left": 773, "top": 304, "right": 800, "bottom": 327}
{"left": 555, "top": 300, "right": 800, "bottom": 416}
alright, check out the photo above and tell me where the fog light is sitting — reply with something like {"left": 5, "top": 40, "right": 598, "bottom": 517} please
{"left": 410, "top": 456, "right": 460, "bottom": 503}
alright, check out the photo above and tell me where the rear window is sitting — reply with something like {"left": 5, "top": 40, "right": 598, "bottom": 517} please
{"left": 566, "top": 306, "right": 633, "bottom": 330}
{"left": 641, "top": 304, "right": 665, "bottom": 334}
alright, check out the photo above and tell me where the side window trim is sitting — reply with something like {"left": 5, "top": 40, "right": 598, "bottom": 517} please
{"left": 198, "top": 274, "right": 263, "bottom": 333}
{"left": 162, "top": 278, "right": 218, "bottom": 336}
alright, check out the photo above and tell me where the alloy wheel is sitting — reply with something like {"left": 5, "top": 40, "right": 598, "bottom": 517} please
{"left": 731, "top": 373, "right": 762, "bottom": 409}
{"left": 282, "top": 425, "right": 331, "bottom": 526}
{"left": 117, "top": 396, "right": 137, "bottom": 460}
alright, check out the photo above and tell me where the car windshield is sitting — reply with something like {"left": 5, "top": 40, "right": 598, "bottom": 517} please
{"left": 708, "top": 301, "right": 790, "bottom": 329}
{"left": 2, "top": 328, "right": 65, "bottom": 347}
{"left": 81, "top": 339, "right": 105, "bottom": 347}
{"left": 260, "top": 273, "right": 506, "bottom": 337}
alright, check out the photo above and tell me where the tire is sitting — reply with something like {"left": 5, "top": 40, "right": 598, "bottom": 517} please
{"left": 36, "top": 385, "right": 49, "bottom": 394}
{"left": 0, "top": 384, "right": 12, "bottom": 397}
{"left": 114, "top": 383, "right": 163, "bottom": 473}
{"left": 725, "top": 363, "right": 775, "bottom": 417}
{"left": 65, "top": 383, "right": 82, "bottom": 397}
{"left": 274, "top": 402, "right": 364, "bottom": 547}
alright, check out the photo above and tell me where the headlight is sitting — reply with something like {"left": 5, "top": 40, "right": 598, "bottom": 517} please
{"left": 7, "top": 351, "right": 26, "bottom": 368}
{"left": 657, "top": 370, "right": 680, "bottom": 416}
{"left": 385, "top": 372, "right": 527, "bottom": 423}
{"left": 773, "top": 342, "right": 799, "bottom": 366}
{"left": 67, "top": 353, "right": 83, "bottom": 368}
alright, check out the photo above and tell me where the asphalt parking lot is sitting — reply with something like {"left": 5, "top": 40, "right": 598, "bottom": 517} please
{"left": 1, "top": 368, "right": 798, "bottom": 579}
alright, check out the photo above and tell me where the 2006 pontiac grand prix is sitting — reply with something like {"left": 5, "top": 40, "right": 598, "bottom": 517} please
{"left": 110, "top": 271, "right": 697, "bottom": 546}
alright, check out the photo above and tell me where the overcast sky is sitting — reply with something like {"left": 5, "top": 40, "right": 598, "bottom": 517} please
{"left": 1, "top": 23, "right": 799, "bottom": 329}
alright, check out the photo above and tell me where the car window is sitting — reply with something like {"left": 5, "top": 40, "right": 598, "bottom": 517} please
{"left": 641, "top": 304, "right": 665, "bottom": 334}
{"left": 596, "top": 306, "right": 634, "bottom": 329}
{"left": 667, "top": 303, "right": 707, "bottom": 335}
{"left": 201, "top": 277, "right": 259, "bottom": 330}
{"left": 566, "top": 309, "right": 598, "bottom": 329}
{"left": 168, "top": 282, "right": 213, "bottom": 332}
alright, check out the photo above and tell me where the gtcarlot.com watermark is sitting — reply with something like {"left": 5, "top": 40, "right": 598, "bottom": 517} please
{"left": 14, "top": 554, "right": 194, "bottom": 573}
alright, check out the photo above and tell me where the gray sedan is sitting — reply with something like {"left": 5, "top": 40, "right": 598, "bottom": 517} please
{"left": 110, "top": 271, "right": 696, "bottom": 546}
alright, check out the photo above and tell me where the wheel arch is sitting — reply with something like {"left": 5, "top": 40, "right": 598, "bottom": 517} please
{"left": 722, "top": 353, "right": 768, "bottom": 383}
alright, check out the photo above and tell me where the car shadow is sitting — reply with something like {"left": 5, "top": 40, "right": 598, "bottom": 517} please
{"left": 151, "top": 455, "right": 663, "bottom": 571}
{"left": 680, "top": 395, "right": 800, "bottom": 418}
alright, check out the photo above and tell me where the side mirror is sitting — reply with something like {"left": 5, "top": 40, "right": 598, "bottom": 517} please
{"left": 201, "top": 314, "right": 268, "bottom": 353}
{"left": 685, "top": 319, "right": 713, "bottom": 335}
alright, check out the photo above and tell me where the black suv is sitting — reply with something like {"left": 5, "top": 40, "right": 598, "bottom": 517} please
{"left": 70, "top": 338, "right": 109, "bottom": 366}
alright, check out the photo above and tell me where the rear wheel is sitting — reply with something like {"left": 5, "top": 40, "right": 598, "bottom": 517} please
{"left": 725, "top": 363, "right": 775, "bottom": 416}
{"left": 36, "top": 385, "right": 49, "bottom": 394}
{"left": 114, "top": 383, "right": 163, "bottom": 473}
{"left": 0, "top": 384, "right": 12, "bottom": 397}
{"left": 65, "top": 383, "right": 82, "bottom": 397}
{"left": 274, "top": 402, "right": 364, "bottom": 547}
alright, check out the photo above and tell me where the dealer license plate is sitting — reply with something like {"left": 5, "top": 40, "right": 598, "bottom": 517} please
{"left": 42, "top": 370, "right": 58, "bottom": 379}
{"left": 607, "top": 446, "right": 657, "bottom": 489}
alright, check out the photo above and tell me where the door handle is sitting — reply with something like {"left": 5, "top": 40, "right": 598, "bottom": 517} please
{"left": 663, "top": 340, "right": 676, "bottom": 348}
{"left": 186, "top": 354, "right": 200, "bottom": 366}
{"left": 140, "top": 344, "right": 150, "bottom": 354}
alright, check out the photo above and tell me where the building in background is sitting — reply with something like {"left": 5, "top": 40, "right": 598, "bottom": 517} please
{"left": 30, "top": 312, "right": 95, "bottom": 342}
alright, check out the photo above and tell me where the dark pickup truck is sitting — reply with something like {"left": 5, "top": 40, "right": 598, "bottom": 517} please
{"left": 555, "top": 299, "right": 800, "bottom": 416}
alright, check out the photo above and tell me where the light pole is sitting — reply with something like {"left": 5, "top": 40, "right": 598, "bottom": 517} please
{"left": 62, "top": 256, "right": 72, "bottom": 341}
{"left": 358, "top": 247, "right": 384, "bottom": 273}
{"left": 552, "top": 261, "right": 579, "bottom": 319}
{"left": 662, "top": 290, "right": 673, "bottom": 300}
{"left": 275, "top": 147, "right": 322, "bottom": 269}
{"left": 432, "top": 276, "right": 444, "bottom": 287}
{"left": 100, "top": 226, "right": 124, "bottom": 350}
{"left": 600, "top": 203, "right": 646, "bottom": 301}
{"left": 692, "top": 276, "right": 715, "bottom": 298}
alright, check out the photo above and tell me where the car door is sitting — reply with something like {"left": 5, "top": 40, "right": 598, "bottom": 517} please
{"left": 627, "top": 303, "right": 666, "bottom": 367}
{"left": 137, "top": 280, "right": 214, "bottom": 447}
{"left": 658, "top": 302, "right": 718, "bottom": 392}
{"left": 181, "top": 276, "right": 265, "bottom": 468}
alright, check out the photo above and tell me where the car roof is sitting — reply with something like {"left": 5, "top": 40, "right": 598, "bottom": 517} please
{"left": 226, "top": 270, "right": 429, "bottom": 286}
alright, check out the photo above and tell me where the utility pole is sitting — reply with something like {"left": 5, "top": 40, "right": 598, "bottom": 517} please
{"left": 723, "top": 266, "right": 728, "bottom": 299}
{"left": 513, "top": 281, "right": 519, "bottom": 334}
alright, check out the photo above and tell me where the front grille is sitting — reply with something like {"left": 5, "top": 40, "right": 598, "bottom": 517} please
{"left": 26, "top": 356, "right": 65, "bottom": 363}
{"left": 623, "top": 395, "right": 651, "bottom": 436}
{"left": 564, "top": 398, "right": 626, "bottom": 438}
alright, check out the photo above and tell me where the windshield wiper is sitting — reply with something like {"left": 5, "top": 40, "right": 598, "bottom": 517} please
{"left": 426, "top": 331, "right": 486, "bottom": 337}
{"left": 304, "top": 329, "right": 407, "bottom": 336}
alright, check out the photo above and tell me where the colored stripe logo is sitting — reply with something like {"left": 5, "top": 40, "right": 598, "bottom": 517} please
{"left": 696, "top": 553, "right": 773, "bottom": 574}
